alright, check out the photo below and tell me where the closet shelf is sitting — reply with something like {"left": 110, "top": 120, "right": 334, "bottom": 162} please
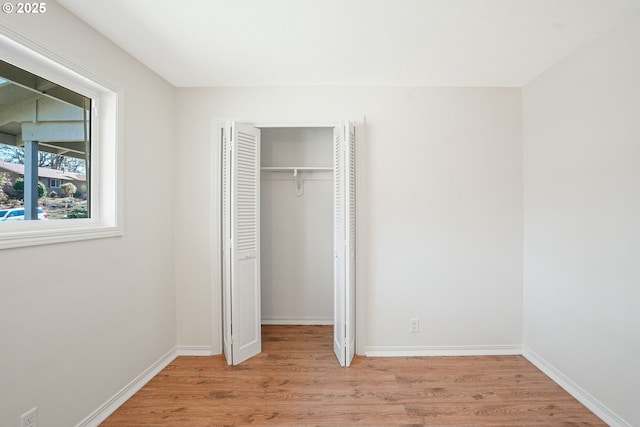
{"left": 261, "top": 166, "right": 333, "bottom": 171}
{"left": 261, "top": 166, "right": 333, "bottom": 197}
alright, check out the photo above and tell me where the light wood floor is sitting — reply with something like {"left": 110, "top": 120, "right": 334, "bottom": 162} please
{"left": 102, "top": 325, "right": 604, "bottom": 426}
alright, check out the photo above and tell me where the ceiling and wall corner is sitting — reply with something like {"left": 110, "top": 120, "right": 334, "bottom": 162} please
{"left": 57, "top": 0, "right": 640, "bottom": 88}
{"left": 2, "top": 1, "right": 639, "bottom": 426}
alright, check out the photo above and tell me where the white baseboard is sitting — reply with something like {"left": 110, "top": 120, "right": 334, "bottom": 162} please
{"left": 523, "top": 348, "right": 630, "bottom": 427}
{"left": 75, "top": 342, "right": 628, "bottom": 427}
{"left": 262, "top": 318, "right": 334, "bottom": 325}
{"left": 364, "top": 344, "right": 523, "bottom": 357}
{"left": 177, "top": 345, "right": 217, "bottom": 356}
{"left": 76, "top": 347, "right": 177, "bottom": 427}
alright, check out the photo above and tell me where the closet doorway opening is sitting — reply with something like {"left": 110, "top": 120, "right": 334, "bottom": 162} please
{"left": 260, "top": 127, "right": 334, "bottom": 327}
{"left": 219, "top": 121, "right": 357, "bottom": 367}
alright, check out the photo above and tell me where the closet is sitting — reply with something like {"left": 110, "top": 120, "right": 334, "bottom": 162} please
{"left": 260, "top": 127, "right": 334, "bottom": 326}
{"left": 220, "top": 121, "right": 356, "bottom": 367}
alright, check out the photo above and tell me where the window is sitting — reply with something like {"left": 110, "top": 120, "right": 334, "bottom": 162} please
{"left": 0, "top": 26, "right": 122, "bottom": 249}
{"left": 0, "top": 57, "right": 91, "bottom": 219}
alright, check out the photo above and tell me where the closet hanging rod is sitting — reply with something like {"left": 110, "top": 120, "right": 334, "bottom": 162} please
{"left": 260, "top": 166, "right": 333, "bottom": 171}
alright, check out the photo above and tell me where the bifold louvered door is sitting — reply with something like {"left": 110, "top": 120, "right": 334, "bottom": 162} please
{"left": 222, "top": 125, "right": 233, "bottom": 363}
{"left": 223, "top": 121, "right": 355, "bottom": 366}
{"left": 222, "top": 122, "right": 261, "bottom": 365}
{"left": 333, "top": 121, "right": 356, "bottom": 367}
{"left": 345, "top": 122, "right": 356, "bottom": 366}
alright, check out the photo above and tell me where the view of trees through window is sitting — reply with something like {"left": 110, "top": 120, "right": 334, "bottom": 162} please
{"left": 0, "top": 59, "right": 91, "bottom": 221}
{"left": 1, "top": 144, "right": 87, "bottom": 173}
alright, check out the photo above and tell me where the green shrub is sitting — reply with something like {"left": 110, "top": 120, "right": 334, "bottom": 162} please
{"left": 13, "top": 177, "right": 47, "bottom": 198}
{"left": 67, "top": 205, "right": 88, "bottom": 218}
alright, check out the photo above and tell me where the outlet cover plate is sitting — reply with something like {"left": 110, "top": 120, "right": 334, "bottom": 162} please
{"left": 20, "top": 407, "right": 37, "bottom": 427}
{"left": 410, "top": 317, "right": 419, "bottom": 333}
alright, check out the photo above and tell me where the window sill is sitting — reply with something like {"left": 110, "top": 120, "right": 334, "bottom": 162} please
{"left": 0, "top": 223, "right": 123, "bottom": 250}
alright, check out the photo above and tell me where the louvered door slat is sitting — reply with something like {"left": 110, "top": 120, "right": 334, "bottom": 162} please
{"left": 236, "top": 130, "right": 258, "bottom": 254}
{"left": 348, "top": 127, "right": 356, "bottom": 254}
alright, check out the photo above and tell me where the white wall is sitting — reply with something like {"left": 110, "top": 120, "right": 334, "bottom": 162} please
{"left": 0, "top": 4, "right": 176, "bottom": 426}
{"left": 261, "top": 127, "right": 333, "bottom": 167}
{"left": 523, "top": 11, "right": 640, "bottom": 426}
{"left": 1, "top": 3, "right": 636, "bottom": 425}
{"left": 175, "top": 87, "right": 523, "bottom": 354}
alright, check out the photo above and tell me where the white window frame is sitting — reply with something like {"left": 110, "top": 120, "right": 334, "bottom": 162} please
{"left": 49, "top": 179, "right": 62, "bottom": 189}
{"left": 0, "top": 26, "right": 124, "bottom": 249}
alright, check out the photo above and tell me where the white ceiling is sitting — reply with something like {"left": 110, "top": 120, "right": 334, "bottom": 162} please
{"left": 58, "top": 0, "right": 640, "bottom": 87}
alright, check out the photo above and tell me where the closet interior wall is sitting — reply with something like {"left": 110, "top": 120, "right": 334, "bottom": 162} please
{"left": 260, "top": 127, "right": 334, "bottom": 325}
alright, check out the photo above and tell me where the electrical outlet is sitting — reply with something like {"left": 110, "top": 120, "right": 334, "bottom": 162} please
{"left": 409, "top": 317, "right": 419, "bottom": 333}
{"left": 20, "top": 407, "right": 37, "bottom": 427}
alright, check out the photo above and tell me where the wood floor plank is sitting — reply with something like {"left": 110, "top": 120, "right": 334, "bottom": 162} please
{"left": 101, "top": 325, "right": 605, "bottom": 426}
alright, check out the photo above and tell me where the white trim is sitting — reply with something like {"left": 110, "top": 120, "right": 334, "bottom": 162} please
{"left": 262, "top": 318, "right": 334, "bottom": 325}
{"left": 211, "top": 117, "right": 363, "bottom": 129}
{"left": 354, "top": 117, "right": 365, "bottom": 355}
{"left": 209, "top": 121, "right": 223, "bottom": 355}
{"left": 0, "top": 226, "right": 123, "bottom": 250}
{"left": 177, "top": 345, "right": 217, "bottom": 356}
{"left": 76, "top": 347, "right": 177, "bottom": 427}
{"left": 212, "top": 117, "right": 365, "bottom": 360}
{"left": 0, "top": 21, "right": 116, "bottom": 95}
{"left": 0, "top": 22, "right": 124, "bottom": 250}
{"left": 523, "top": 348, "right": 629, "bottom": 427}
{"left": 364, "top": 344, "right": 523, "bottom": 357}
